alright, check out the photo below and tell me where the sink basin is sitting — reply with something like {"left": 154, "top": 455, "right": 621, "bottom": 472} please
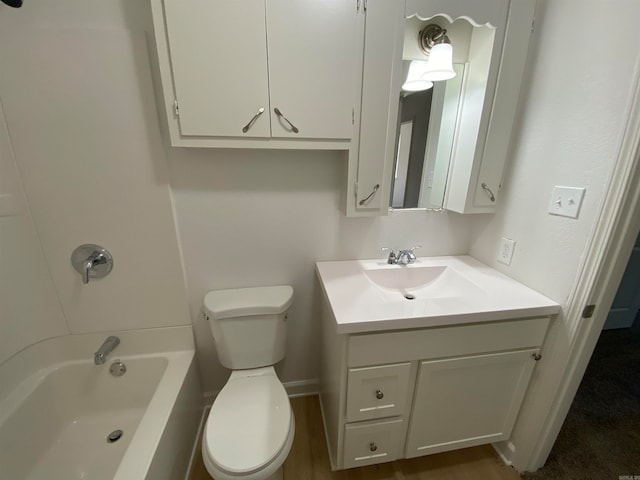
{"left": 315, "top": 255, "right": 561, "bottom": 334}
{"left": 363, "top": 264, "right": 484, "bottom": 300}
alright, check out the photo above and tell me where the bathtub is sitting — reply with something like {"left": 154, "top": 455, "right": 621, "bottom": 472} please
{"left": 0, "top": 326, "right": 202, "bottom": 480}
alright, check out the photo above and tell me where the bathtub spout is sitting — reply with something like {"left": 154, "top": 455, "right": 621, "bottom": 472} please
{"left": 94, "top": 336, "right": 120, "bottom": 365}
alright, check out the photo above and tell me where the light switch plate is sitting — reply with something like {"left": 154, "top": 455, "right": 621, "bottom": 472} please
{"left": 548, "top": 186, "right": 586, "bottom": 219}
{"left": 497, "top": 237, "right": 516, "bottom": 265}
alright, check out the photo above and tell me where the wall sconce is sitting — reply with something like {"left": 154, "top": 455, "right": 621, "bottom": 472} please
{"left": 402, "top": 61, "right": 434, "bottom": 92}
{"left": 418, "top": 24, "right": 456, "bottom": 82}
{"left": 402, "top": 24, "right": 456, "bottom": 92}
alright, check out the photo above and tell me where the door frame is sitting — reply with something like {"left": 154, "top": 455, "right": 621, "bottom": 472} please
{"left": 525, "top": 68, "right": 640, "bottom": 471}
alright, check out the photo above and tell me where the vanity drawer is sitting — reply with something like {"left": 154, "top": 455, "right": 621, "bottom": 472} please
{"left": 346, "top": 362, "right": 411, "bottom": 422}
{"left": 343, "top": 417, "right": 404, "bottom": 469}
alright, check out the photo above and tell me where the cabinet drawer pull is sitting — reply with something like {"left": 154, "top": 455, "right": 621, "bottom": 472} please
{"left": 375, "top": 389, "right": 384, "bottom": 400}
{"left": 369, "top": 442, "right": 378, "bottom": 452}
{"left": 274, "top": 107, "right": 299, "bottom": 133}
{"left": 481, "top": 182, "right": 496, "bottom": 202}
{"left": 242, "top": 107, "right": 265, "bottom": 133}
{"left": 359, "top": 184, "right": 380, "bottom": 206}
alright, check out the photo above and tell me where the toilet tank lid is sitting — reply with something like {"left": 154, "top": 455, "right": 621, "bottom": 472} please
{"left": 204, "top": 286, "right": 294, "bottom": 320}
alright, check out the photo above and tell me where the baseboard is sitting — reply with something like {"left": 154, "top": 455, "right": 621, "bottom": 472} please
{"left": 203, "top": 378, "right": 319, "bottom": 406}
{"left": 492, "top": 440, "right": 515, "bottom": 467}
{"left": 284, "top": 378, "right": 319, "bottom": 398}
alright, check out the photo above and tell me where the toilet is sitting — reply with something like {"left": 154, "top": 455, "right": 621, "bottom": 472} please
{"left": 201, "top": 286, "right": 295, "bottom": 480}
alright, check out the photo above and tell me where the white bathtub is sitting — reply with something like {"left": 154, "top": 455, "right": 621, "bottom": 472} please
{"left": 0, "top": 326, "right": 202, "bottom": 480}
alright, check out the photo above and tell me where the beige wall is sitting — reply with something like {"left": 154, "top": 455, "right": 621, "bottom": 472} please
{"left": 469, "top": 0, "right": 640, "bottom": 468}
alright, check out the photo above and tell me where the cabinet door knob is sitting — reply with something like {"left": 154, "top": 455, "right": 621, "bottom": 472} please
{"left": 359, "top": 184, "right": 380, "bottom": 206}
{"left": 481, "top": 182, "right": 496, "bottom": 202}
{"left": 369, "top": 442, "right": 378, "bottom": 452}
{"left": 532, "top": 353, "right": 542, "bottom": 361}
{"left": 242, "top": 107, "right": 265, "bottom": 133}
{"left": 273, "top": 107, "right": 299, "bottom": 133}
{"left": 375, "top": 389, "right": 384, "bottom": 400}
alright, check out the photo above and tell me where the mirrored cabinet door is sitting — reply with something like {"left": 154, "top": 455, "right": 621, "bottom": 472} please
{"left": 348, "top": 0, "right": 535, "bottom": 216}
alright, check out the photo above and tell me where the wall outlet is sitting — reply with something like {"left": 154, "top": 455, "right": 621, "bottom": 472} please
{"left": 498, "top": 237, "right": 516, "bottom": 265}
{"left": 548, "top": 186, "right": 586, "bottom": 219}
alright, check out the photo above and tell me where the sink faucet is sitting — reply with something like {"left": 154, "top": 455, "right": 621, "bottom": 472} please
{"left": 381, "top": 246, "right": 422, "bottom": 265}
{"left": 94, "top": 336, "right": 120, "bottom": 365}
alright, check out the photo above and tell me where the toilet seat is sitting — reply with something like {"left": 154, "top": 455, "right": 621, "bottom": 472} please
{"left": 202, "top": 368, "right": 294, "bottom": 479}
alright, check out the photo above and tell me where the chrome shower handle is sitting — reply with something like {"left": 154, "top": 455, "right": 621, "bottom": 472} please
{"left": 71, "top": 244, "right": 113, "bottom": 284}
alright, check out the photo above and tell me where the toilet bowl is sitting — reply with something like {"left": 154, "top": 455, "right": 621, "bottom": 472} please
{"left": 201, "top": 286, "right": 295, "bottom": 480}
{"left": 202, "top": 368, "right": 295, "bottom": 480}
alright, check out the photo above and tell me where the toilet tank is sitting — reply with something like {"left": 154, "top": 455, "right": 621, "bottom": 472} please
{"left": 203, "top": 286, "right": 294, "bottom": 370}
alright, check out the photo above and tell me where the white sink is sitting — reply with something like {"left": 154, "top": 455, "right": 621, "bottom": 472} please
{"left": 362, "top": 264, "right": 484, "bottom": 300}
{"left": 315, "top": 255, "right": 561, "bottom": 334}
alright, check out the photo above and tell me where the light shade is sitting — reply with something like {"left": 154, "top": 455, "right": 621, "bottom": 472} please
{"left": 423, "top": 43, "right": 456, "bottom": 81}
{"left": 402, "top": 61, "right": 434, "bottom": 92}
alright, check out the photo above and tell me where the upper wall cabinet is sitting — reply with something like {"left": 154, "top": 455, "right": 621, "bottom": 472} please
{"left": 151, "top": 0, "right": 363, "bottom": 148}
{"left": 346, "top": 0, "right": 535, "bottom": 215}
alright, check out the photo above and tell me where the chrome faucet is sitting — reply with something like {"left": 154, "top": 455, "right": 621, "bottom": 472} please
{"left": 94, "top": 336, "right": 120, "bottom": 365}
{"left": 381, "top": 245, "right": 422, "bottom": 265}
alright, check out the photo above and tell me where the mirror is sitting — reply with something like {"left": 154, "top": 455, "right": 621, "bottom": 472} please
{"left": 390, "top": 14, "right": 497, "bottom": 209}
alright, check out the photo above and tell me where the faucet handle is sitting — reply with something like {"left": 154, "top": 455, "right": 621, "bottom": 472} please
{"left": 409, "top": 245, "right": 423, "bottom": 253}
{"left": 381, "top": 247, "right": 397, "bottom": 264}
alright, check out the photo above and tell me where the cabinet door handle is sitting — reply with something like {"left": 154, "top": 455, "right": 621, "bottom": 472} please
{"left": 481, "top": 182, "right": 496, "bottom": 202}
{"left": 359, "top": 184, "right": 380, "bottom": 206}
{"left": 273, "top": 107, "right": 299, "bottom": 133}
{"left": 369, "top": 442, "right": 378, "bottom": 452}
{"left": 375, "top": 389, "right": 384, "bottom": 400}
{"left": 242, "top": 107, "right": 265, "bottom": 133}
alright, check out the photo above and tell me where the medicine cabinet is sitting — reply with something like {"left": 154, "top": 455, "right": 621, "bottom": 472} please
{"left": 150, "top": 0, "right": 363, "bottom": 149}
{"left": 345, "top": 0, "right": 535, "bottom": 216}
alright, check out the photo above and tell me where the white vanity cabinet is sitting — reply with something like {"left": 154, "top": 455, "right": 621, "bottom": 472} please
{"left": 319, "top": 297, "right": 550, "bottom": 470}
{"left": 151, "top": 0, "right": 362, "bottom": 147}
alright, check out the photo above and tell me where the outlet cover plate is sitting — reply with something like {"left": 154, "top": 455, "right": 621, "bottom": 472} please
{"left": 498, "top": 237, "right": 516, "bottom": 265}
{"left": 549, "top": 186, "right": 586, "bottom": 219}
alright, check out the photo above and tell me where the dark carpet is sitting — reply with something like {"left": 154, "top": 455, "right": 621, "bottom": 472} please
{"left": 522, "top": 328, "right": 640, "bottom": 479}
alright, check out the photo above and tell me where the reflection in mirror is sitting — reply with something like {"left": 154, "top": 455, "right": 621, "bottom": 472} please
{"left": 391, "top": 63, "right": 464, "bottom": 209}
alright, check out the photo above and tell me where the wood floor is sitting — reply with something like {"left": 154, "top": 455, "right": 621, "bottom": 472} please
{"left": 189, "top": 395, "right": 521, "bottom": 480}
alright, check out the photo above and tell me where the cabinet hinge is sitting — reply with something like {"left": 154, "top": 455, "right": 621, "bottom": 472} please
{"left": 352, "top": 108, "right": 355, "bottom": 125}
{"left": 363, "top": 0, "right": 367, "bottom": 11}
{"left": 356, "top": 0, "right": 360, "bottom": 12}
{"left": 173, "top": 100, "right": 180, "bottom": 117}
{"left": 354, "top": 182, "right": 358, "bottom": 198}
{"left": 582, "top": 304, "right": 596, "bottom": 318}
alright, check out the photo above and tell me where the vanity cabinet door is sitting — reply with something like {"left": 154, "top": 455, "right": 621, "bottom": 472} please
{"left": 266, "top": 0, "right": 360, "bottom": 140}
{"left": 405, "top": 349, "right": 538, "bottom": 458}
{"left": 163, "top": 0, "right": 271, "bottom": 138}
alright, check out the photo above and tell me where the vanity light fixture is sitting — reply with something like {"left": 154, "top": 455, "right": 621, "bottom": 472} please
{"left": 402, "top": 60, "right": 434, "bottom": 92}
{"left": 418, "top": 24, "right": 456, "bottom": 81}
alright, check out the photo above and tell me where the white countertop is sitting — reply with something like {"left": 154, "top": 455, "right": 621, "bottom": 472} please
{"left": 315, "top": 255, "right": 561, "bottom": 334}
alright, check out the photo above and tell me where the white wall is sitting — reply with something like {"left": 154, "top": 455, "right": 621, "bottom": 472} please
{"left": 168, "top": 148, "right": 477, "bottom": 392}
{"left": 469, "top": 0, "right": 640, "bottom": 469}
{"left": 0, "top": 101, "right": 68, "bottom": 365}
{"left": 0, "top": 1, "right": 190, "bottom": 337}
